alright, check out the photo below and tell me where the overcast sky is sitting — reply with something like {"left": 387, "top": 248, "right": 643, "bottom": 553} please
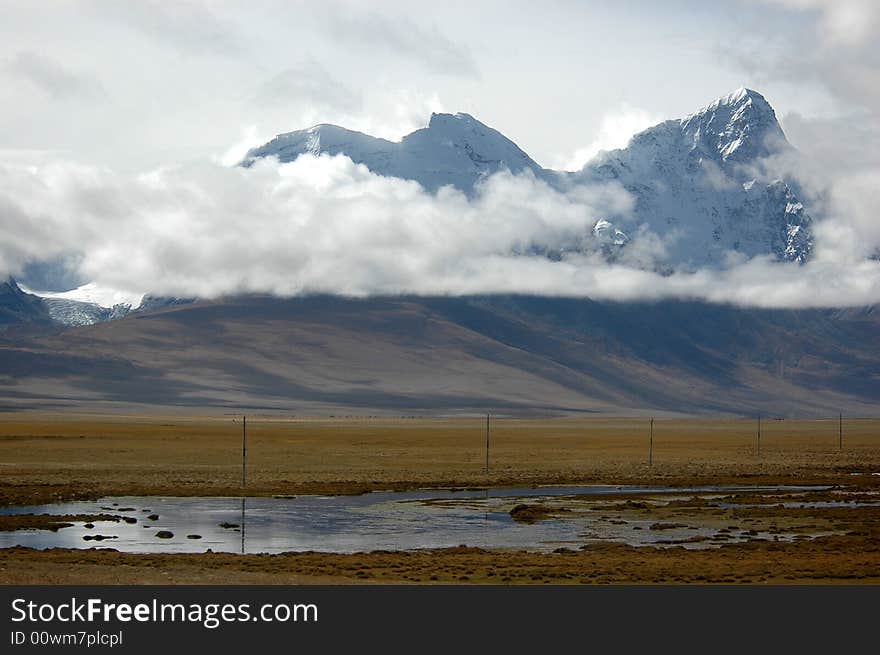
{"left": 1, "top": 0, "right": 879, "bottom": 308}
{"left": 0, "top": 0, "right": 873, "bottom": 170}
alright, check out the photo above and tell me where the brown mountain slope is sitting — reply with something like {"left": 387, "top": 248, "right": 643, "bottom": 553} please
{"left": 0, "top": 296, "right": 878, "bottom": 416}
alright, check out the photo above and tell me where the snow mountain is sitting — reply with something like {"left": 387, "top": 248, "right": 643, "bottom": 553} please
{"left": 243, "top": 111, "right": 549, "bottom": 194}
{"left": 5, "top": 88, "right": 815, "bottom": 333}
{"left": 22, "top": 283, "right": 144, "bottom": 327}
{"left": 40, "top": 297, "right": 132, "bottom": 327}
{"left": 577, "top": 88, "right": 812, "bottom": 267}
{"left": 0, "top": 280, "right": 194, "bottom": 329}
{"left": 246, "top": 87, "right": 813, "bottom": 269}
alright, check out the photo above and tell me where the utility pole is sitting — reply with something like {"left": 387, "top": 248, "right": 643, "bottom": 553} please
{"left": 649, "top": 417, "right": 654, "bottom": 467}
{"left": 757, "top": 413, "right": 761, "bottom": 456}
{"left": 485, "top": 413, "right": 490, "bottom": 474}
{"left": 241, "top": 415, "right": 247, "bottom": 488}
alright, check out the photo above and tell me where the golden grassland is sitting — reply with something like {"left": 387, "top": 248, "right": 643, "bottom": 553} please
{"left": 1, "top": 413, "right": 878, "bottom": 584}
{"left": 1, "top": 413, "right": 877, "bottom": 503}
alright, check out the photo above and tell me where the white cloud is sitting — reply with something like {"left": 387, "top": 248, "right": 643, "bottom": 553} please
{"left": 552, "top": 105, "right": 662, "bottom": 171}
{"left": 326, "top": 10, "right": 479, "bottom": 78}
{"left": 251, "top": 60, "right": 362, "bottom": 114}
{"left": 2, "top": 154, "right": 880, "bottom": 309}
{"left": 754, "top": 0, "right": 879, "bottom": 46}
{"left": 91, "top": 0, "right": 247, "bottom": 56}
{"left": 723, "top": 0, "right": 880, "bottom": 291}
{"left": 5, "top": 51, "right": 107, "bottom": 100}
{"left": 218, "top": 126, "right": 266, "bottom": 167}
{"left": 734, "top": 1, "right": 880, "bottom": 114}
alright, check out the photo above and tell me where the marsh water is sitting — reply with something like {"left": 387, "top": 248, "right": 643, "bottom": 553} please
{"left": 0, "top": 484, "right": 838, "bottom": 554}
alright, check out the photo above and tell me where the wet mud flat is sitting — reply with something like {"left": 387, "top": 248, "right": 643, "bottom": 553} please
{"left": 0, "top": 484, "right": 861, "bottom": 554}
{"left": 1, "top": 484, "right": 879, "bottom": 583}
{"left": 2, "top": 518, "right": 878, "bottom": 585}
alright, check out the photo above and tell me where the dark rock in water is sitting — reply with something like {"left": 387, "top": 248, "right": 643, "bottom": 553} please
{"left": 122, "top": 517, "right": 137, "bottom": 524}
{"left": 186, "top": 534, "right": 202, "bottom": 540}
{"left": 649, "top": 522, "right": 688, "bottom": 531}
{"left": 509, "top": 503, "right": 551, "bottom": 523}
{"left": 83, "top": 534, "right": 116, "bottom": 541}
{"left": 155, "top": 531, "right": 174, "bottom": 539}
{"left": 83, "top": 523, "right": 94, "bottom": 529}
{"left": 147, "top": 514, "right": 159, "bottom": 521}
{"left": 117, "top": 507, "right": 136, "bottom": 512}
{"left": 219, "top": 522, "right": 240, "bottom": 529}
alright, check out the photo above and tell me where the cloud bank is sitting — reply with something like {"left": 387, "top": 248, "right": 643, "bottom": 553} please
{"left": 2, "top": 151, "right": 879, "bottom": 309}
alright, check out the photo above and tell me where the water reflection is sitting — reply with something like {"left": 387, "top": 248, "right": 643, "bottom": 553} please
{"left": 0, "top": 484, "right": 830, "bottom": 555}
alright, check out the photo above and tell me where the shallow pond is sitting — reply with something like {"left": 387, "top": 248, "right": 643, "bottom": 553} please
{"left": 0, "top": 484, "right": 833, "bottom": 554}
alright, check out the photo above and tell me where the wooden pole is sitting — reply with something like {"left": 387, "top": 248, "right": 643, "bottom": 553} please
{"left": 485, "top": 413, "right": 490, "bottom": 474}
{"left": 757, "top": 413, "right": 761, "bottom": 456}
{"left": 649, "top": 417, "right": 653, "bottom": 467}
{"left": 241, "top": 415, "right": 247, "bottom": 488}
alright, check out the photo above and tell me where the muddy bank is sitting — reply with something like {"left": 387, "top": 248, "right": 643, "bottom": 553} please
{"left": 2, "top": 530, "right": 879, "bottom": 585}
{"left": 0, "top": 513, "right": 126, "bottom": 532}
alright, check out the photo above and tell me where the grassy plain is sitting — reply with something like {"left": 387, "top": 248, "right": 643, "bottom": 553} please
{"left": 1, "top": 414, "right": 878, "bottom": 584}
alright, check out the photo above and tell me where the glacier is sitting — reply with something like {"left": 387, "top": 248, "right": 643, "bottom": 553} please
{"left": 18, "top": 282, "right": 191, "bottom": 328}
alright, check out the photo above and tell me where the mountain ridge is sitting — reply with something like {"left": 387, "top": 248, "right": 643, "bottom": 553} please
{"left": 244, "top": 109, "right": 548, "bottom": 194}
{"left": 245, "top": 87, "right": 813, "bottom": 269}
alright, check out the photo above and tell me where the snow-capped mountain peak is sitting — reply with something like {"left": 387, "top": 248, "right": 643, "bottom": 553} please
{"left": 245, "top": 88, "right": 813, "bottom": 270}
{"left": 25, "top": 282, "right": 144, "bottom": 310}
{"left": 679, "top": 87, "right": 786, "bottom": 163}
{"left": 427, "top": 111, "right": 478, "bottom": 128}
{"left": 576, "top": 88, "right": 810, "bottom": 267}
{"left": 244, "top": 124, "right": 395, "bottom": 169}
{"left": 243, "top": 111, "right": 546, "bottom": 193}
{"left": 17, "top": 283, "right": 145, "bottom": 327}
